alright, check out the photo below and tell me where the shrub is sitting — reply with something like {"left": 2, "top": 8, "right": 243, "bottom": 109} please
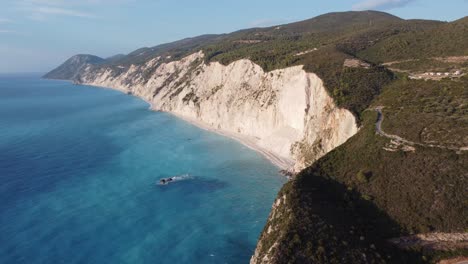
{"left": 356, "top": 170, "right": 369, "bottom": 183}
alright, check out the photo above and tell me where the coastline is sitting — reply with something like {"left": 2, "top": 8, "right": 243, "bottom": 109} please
{"left": 73, "top": 81, "right": 295, "bottom": 172}
{"left": 165, "top": 111, "right": 295, "bottom": 171}
{"left": 4, "top": 75, "right": 287, "bottom": 264}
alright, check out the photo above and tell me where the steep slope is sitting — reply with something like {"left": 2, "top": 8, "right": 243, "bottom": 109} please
{"left": 44, "top": 10, "right": 468, "bottom": 263}
{"left": 43, "top": 54, "right": 104, "bottom": 80}
{"left": 252, "top": 84, "right": 468, "bottom": 262}
{"left": 76, "top": 52, "right": 358, "bottom": 171}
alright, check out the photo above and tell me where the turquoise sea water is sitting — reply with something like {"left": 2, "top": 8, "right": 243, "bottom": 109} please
{"left": 0, "top": 74, "right": 285, "bottom": 263}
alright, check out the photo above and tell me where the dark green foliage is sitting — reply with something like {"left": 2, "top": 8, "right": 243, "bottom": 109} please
{"left": 356, "top": 170, "right": 370, "bottom": 183}
{"left": 258, "top": 174, "right": 422, "bottom": 263}
{"left": 108, "top": 34, "right": 225, "bottom": 66}
{"left": 374, "top": 78, "right": 468, "bottom": 148}
{"left": 338, "top": 67, "right": 394, "bottom": 118}
{"left": 300, "top": 48, "right": 394, "bottom": 119}
{"left": 272, "top": 10, "right": 402, "bottom": 34}
{"left": 202, "top": 35, "right": 312, "bottom": 72}
{"left": 261, "top": 109, "right": 467, "bottom": 262}
{"left": 310, "top": 111, "right": 467, "bottom": 233}
{"left": 256, "top": 75, "right": 467, "bottom": 263}
{"left": 358, "top": 17, "right": 468, "bottom": 63}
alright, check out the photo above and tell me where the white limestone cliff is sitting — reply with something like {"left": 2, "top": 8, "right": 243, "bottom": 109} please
{"left": 78, "top": 51, "right": 358, "bottom": 171}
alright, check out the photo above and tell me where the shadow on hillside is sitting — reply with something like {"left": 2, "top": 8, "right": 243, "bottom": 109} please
{"left": 273, "top": 172, "right": 424, "bottom": 263}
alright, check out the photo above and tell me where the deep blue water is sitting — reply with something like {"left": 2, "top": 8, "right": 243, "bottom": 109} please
{"left": 0, "top": 74, "right": 285, "bottom": 264}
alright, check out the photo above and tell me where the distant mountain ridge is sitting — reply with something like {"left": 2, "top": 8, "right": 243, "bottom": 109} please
{"left": 105, "top": 54, "right": 126, "bottom": 63}
{"left": 44, "top": 10, "right": 465, "bottom": 80}
{"left": 43, "top": 54, "right": 104, "bottom": 80}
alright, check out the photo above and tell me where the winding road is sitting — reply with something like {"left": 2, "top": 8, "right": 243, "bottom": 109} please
{"left": 374, "top": 107, "right": 467, "bottom": 152}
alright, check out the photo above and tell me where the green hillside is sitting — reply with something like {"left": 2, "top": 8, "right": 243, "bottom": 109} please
{"left": 255, "top": 77, "right": 468, "bottom": 263}
{"left": 45, "top": 11, "right": 466, "bottom": 121}
{"left": 45, "top": 11, "right": 468, "bottom": 263}
{"left": 358, "top": 17, "right": 468, "bottom": 63}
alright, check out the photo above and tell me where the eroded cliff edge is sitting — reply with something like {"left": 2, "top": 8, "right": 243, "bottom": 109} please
{"left": 75, "top": 51, "right": 358, "bottom": 171}
{"left": 45, "top": 11, "right": 468, "bottom": 263}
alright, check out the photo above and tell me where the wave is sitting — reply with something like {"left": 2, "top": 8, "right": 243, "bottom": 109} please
{"left": 169, "top": 174, "right": 194, "bottom": 181}
{"left": 157, "top": 174, "right": 194, "bottom": 185}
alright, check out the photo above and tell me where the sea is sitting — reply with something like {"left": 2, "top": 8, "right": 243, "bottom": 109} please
{"left": 0, "top": 73, "right": 285, "bottom": 264}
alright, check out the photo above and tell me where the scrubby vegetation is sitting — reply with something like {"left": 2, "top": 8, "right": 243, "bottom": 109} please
{"left": 258, "top": 109, "right": 467, "bottom": 263}
{"left": 258, "top": 175, "right": 422, "bottom": 263}
{"left": 300, "top": 50, "right": 394, "bottom": 119}
{"left": 358, "top": 17, "right": 468, "bottom": 63}
{"left": 375, "top": 78, "right": 468, "bottom": 148}
{"left": 45, "top": 10, "right": 468, "bottom": 263}
{"left": 307, "top": 111, "right": 467, "bottom": 233}
{"left": 249, "top": 13, "right": 467, "bottom": 262}
{"left": 246, "top": 14, "right": 467, "bottom": 261}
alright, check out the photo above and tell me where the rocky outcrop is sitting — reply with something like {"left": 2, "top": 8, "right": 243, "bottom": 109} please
{"left": 251, "top": 194, "right": 290, "bottom": 264}
{"left": 76, "top": 51, "right": 357, "bottom": 171}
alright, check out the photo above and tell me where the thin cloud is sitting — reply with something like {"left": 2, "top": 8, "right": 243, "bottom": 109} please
{"left": 27, "top": 0, "right": 65, "bottom": 5}
{"left": 35, "top": 6, "right": 96, "bottom": 18}
{"left": 0, "top": 29, "right": 27, "bottom": 36}
{"left": 0, "top": 18, "right": 13, "bottom": 23}
{"left": 17, "top": 0, "right": 110, "bottom": 21}
{"left": 23, "top": 0, "right": 134, "bottom": 6}
{"left": 352, "top": 0, "right": 415, "bottom": 11}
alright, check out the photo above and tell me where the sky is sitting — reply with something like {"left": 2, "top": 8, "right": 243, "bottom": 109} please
{"left": 0, "top": 0, "right": 467, "bottom": 73}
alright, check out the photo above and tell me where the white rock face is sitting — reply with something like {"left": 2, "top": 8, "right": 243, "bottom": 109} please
{"left": 79, "top": 51, "right": 358, "bottom": 171}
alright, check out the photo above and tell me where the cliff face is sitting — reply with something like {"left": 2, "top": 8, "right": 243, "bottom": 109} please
{"left": 77, "top": 51, "right": 357, "bottom": 171}
{"left": 44, "top": 11, "right": 468, "bottom": 263}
